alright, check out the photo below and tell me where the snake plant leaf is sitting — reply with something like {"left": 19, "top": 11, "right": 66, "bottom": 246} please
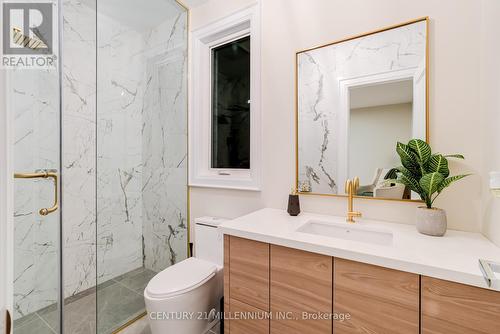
{"left": 396, "top": 142, "right": 420, "bottom": 175}
{"left": 437, "top": 174, "right": 471, "bottom": 193}
{"left": 408, "top": 139, "right": 432, "bottom": 164}
{"left": 420, "top": 172, "right": 445, "bottom": 197}
{"left": 427, "top": 154, "right": 450, "bottom": 178}
{"left": 443, "top": 154, "right": 465, "bottom": 159}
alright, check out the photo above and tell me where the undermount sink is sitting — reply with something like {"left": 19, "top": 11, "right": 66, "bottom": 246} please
{"left": 296, "top": 219, "right": 393, "bottom": 246}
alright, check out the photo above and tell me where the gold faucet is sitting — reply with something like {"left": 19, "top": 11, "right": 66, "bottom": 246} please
{"left": 345, "top": 177, "right": 362, "bottom": 223}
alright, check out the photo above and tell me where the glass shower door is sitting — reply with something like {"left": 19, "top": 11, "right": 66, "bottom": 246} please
{"left": 5, "top": 1, "right": 63, "bottom": 332}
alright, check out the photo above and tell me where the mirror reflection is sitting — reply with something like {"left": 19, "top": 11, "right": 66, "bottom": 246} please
{"left": 296, "top": 18, "right": 428, "bottom": 200}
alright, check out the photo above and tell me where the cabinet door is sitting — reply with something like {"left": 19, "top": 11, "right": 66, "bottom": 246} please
{"left": 229, "top": 236, "right": 270, "bottom": 311}
{"left": 270, "top": 245, "right": 333, "bottom": 334}
{"left": 421, "top": 276, "right": 500, "bottom": 334}
{"left": 334, "top": 259, "right": 419, "bottom": 334}
{"left": 229, "top": 298, "right": 269, "bottom": 334}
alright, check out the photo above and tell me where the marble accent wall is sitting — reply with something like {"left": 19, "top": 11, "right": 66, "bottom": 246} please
{"left": 62, "top": 0, "right": 98, "bottom": 299}
{"left": 141, "top": 13, "right": 188, "bottom": 272}
{"left": 297, "top": 21, "right": 426, "bottom": 194}
{"left": 96, "top": 11, "right": 145, "bottom": 285}
{"left": 96, "top": 7, "right": 188, "bottom": 280}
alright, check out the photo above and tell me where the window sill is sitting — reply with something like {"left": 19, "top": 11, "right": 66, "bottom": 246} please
{"left": 189, "top": 182, "right": 261, "bottom": 192}
{"left": 189, "top": 171, "right": 261, "bottom": 191}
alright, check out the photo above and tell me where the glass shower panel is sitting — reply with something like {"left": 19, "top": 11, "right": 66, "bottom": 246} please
{"left": 96, "top": 1, "right": 188, "bottom": 332}
{"left": 8, "top": 2, "right": 62, "bottom": 333}
{"left": 60, "top": 0, "right": 98, "bottom": 333}
{"left": 11, "top": 70, "right": 62, "bottom": 334}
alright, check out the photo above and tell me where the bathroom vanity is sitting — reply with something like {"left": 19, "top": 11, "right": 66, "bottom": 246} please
{"left": 219, "top": 209, "right": 500, "bottom": 334}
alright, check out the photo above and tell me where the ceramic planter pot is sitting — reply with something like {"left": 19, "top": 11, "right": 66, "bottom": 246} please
{"left": 416, "top": 207, "right": 447, "bottom": 237}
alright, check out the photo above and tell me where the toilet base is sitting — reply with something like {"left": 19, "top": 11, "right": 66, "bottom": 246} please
{"left": 145, "top": 274, "right": 221, "bottom": 334}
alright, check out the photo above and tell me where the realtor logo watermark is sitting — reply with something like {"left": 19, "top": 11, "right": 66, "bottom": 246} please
{"left": 1, "top": 0, "right": 57, "bottom": 68}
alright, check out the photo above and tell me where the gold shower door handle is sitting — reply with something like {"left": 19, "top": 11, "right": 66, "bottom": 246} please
{"left": 13, "top": 171, "right": 59, "bottom": 216}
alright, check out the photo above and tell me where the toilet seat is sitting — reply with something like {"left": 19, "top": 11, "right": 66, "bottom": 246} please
{"left": 145, "top": 257, "right": 217, "bottom": 299}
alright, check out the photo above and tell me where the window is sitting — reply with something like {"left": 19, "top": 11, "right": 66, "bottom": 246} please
{"left": 190, "top": 5, "right": 261, "bottom": 190}
{"left": 211, "top": 36, "right": 251, "bottom": 169}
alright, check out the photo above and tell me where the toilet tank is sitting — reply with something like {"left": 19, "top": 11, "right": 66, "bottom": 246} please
{"left": 194, "top": 217, "right": 228, "bottom": 267}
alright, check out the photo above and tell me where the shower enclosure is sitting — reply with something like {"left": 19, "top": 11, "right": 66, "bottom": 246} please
{"left": 7, "top": 0, "right": 188, "bottom": 333}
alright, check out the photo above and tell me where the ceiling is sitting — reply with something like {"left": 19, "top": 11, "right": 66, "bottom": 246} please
{"left": 180, "top": 0, "right": 209, "bottom": 8}
{"left": 82, "top": 0, "right": 185, "bottom": 32}
{"left": 350, "top": 79, "right": 413, "bottom": 109}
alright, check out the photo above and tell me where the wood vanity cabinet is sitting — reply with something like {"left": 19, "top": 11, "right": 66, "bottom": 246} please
{"left": 421, "top": 276, "right": 500, "bottom": 334}
{"left": 228, "top": 236, "right": 270, "bottom": 311}
{"left": 229, "top": 298, "right": 269, "bottom": 334}
{"left": 224, "top": 237, "right": 332, "bottom": 334}
{"left": 270, "top": 245, "right": 333, "bottom": 334}
{"left": 224, "top": 236, "right": 270, "bottom": 334}
{"left": 334, "top": 259, "right": 420, "bottom": 334}
{"left": 223, "top": 236, "right": 500, "bottom": 334}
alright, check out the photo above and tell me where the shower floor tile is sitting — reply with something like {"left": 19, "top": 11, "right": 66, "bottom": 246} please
{"left": 13, "top": 313, "right": 56, "bottom": 334}
{"left": 115, "top": 268, "right": 157, "bottom": 294}
{"left": 13, "top": 267, "right": 156, "bottom": 334}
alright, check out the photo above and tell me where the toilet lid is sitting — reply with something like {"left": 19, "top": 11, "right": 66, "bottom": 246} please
{"left": 146, "top": 257, "right": 217, "bottom": 299}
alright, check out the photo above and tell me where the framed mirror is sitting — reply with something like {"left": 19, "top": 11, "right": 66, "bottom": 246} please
{"left": 296, "top": 17, "right": 428, "bottom": 201}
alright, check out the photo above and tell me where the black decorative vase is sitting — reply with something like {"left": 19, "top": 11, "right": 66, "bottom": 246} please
{"left": 287, "top": 194, "right": 301, "bottom": 216}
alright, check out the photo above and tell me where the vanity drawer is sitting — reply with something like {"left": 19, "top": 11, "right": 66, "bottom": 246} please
{"left": 270, "top": 245, "right": 332, "bottom": 334}
{"left": 334, "top": 258, "right": 419, "bottom": 334}
{"left": 229, "top": 298, "right": 269, "bottom": 334}
{"left": 229, "top": 236, "right": 270, "bottom": 311}
{"left": 421, "top": 276, "right": 500, "bottom": 334}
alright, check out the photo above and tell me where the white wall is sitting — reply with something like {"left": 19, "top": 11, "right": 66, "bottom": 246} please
{"left": 189, "top": 0, "right": 491, "bottom": 238}
{"left": 480, "top": 0, "right": 500, "bottom": 246}
{"left": 349, "top": 103, "right": 412, "bottom": 184}
{"left": 189, "top": 0, "right": 263, "bottom": 221}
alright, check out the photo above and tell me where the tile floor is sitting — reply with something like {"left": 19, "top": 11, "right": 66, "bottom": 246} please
{"left": 14, "top": 267, "right": 156, "bottom": 334}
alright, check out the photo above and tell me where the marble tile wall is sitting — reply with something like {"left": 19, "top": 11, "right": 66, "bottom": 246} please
{"left": 96, "top": 11, "right": 145, "bottom": 286}
{"left": 141, "top": 12, "right": 188, "bottom": 273}
{"left": 62, "top": 0, "right": 98, "bottom": 299}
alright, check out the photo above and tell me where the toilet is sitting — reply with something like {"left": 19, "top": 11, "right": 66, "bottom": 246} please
{"left": 144, "top": 217, "right": 227, "bottom": 334}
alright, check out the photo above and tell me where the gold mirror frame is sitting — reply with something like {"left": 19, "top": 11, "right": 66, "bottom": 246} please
{"left": 295, "top": 17, "right": 429, "bottom": 203}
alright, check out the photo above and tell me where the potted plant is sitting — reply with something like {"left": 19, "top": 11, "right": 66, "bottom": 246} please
{"left": 395, "top": 139, "right": 470, "bottom": 236}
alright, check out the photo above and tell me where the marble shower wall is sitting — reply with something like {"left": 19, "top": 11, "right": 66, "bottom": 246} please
{"left": 96, "top": 11, "right": 145, "bottom": 285}
{"left": 141, "top": 12, "right": 188, "bottom": 272}
{"left": 297, "top": 21, "right": 426, "bottom": 194}
{"left": 12, "top": 0, "right": 188, "bottom": 318}
{"left": 96, "top": 6, "right": 188, "bottom": 280}
{"left": 62, "top": 0, "right": 98, "bottom": 299}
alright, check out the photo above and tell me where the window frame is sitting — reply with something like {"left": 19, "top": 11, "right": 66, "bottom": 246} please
{"left": 190, "top": 5, "right": 261, "bottom": 191}
{"left": 209, "top": 33, "right": 251, "bottom": 171}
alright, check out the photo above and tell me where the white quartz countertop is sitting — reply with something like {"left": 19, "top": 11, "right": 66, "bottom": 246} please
{"left": 218, "top": 208, "right": 500, "bottom": 291}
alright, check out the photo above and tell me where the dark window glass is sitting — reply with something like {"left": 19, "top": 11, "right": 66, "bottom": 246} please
{"left": 211, "top": 36, "right": 250, "bottom": 169}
